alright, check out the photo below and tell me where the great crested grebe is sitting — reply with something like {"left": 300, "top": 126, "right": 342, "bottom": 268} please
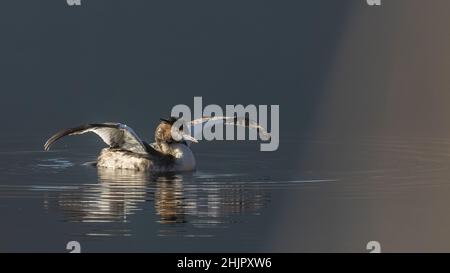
{"left": 44, "top": 116, "right": 270, "bottom": 172}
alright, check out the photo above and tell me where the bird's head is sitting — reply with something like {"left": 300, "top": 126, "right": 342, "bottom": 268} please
{"left": 155, "top": 117, "right": 198, "bottom": 145}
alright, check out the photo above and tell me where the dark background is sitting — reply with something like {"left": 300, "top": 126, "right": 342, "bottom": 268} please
{"left": 2, "top": 1, "right": 450, "bottom": 139}
{"left": 0, "top": 0, "right": 349, "bottom": 141}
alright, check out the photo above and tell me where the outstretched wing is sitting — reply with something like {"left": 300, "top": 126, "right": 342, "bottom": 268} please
{"left": 187, "top": 116, "right": 271, "bottom": 141}
{"left": 44, "top": 123, "right": 148, "bottom": 154}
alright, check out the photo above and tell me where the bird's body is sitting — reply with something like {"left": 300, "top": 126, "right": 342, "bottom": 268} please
{"left": 44, "top": 116, "right": 270, "bottom": 172}
{"left": 96, "top": 143, "right": 196, "bottom": 172}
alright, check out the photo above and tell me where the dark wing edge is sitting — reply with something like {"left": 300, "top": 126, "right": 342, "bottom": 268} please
{"left": 44, "top": 124, "right": 101, "bottom": 151}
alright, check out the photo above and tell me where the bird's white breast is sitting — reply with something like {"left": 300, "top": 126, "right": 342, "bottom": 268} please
{"left": 168, "top": 143, "right": 196, "bottom": 171}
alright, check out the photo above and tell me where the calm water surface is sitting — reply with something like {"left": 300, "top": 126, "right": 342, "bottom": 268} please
{"left": 2, "top": 133, "right": 450, "bottom": 252}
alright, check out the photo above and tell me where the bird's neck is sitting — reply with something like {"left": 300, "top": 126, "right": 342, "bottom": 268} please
{"left": 157, "top": 142, "right": 171, "bottom": 155}
{"left": 156, "top": 142, "right": 188, "bottom": 158}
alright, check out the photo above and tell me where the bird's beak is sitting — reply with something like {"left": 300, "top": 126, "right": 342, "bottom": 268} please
{"left": 181, "top": 132, "right": 198, "bottom": 143}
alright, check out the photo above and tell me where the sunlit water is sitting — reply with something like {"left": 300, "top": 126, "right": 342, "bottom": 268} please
{"left": 2, "top": 134, "right": 450, "bottom": 252}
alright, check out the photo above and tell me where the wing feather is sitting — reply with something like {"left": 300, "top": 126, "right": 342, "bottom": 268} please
{"left": 187, "top": 116, "right": 271, "bottom": 141}
{"left": 44, "top": 123, "right": 148, "bottom": 154}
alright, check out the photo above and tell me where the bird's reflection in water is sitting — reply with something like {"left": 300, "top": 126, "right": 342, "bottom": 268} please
{"left": 154, "top": 175, "right": 186, "bottom": 224}
{"left": 55, "top": 167, "right": 269, "bottom": 237}
{"left": 58, "top": 168, "right": 149, "bottom": 224}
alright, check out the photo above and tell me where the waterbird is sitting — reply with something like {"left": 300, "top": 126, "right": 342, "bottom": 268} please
{"left": 44, "top": 116, "right": 270, "bottom": 172}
